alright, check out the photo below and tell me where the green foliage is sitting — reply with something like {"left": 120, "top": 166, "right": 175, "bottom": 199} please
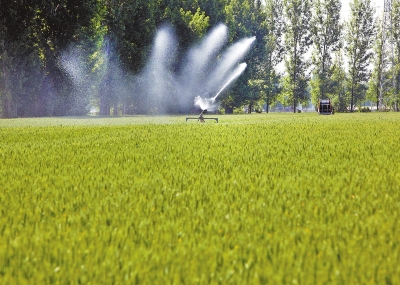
{"left": 103, "top": 0, "right": 157, "bottom": 72}
{"left": 279, "top": 73, "right": 309, "bottom": 107}
{"left": 1, "top": 113, "right": 400, "bottom": 284}
{"left": 198, "top": 0, "right": 227, "bottom": 27}
{"left": 309, "top": 74, "right": 322, "bottom": 105}
{"left": 180, "top": 8, "right": 210, "bottom": 39}
{"left": 159, "top": 0, "right": 206, "bottom": 50}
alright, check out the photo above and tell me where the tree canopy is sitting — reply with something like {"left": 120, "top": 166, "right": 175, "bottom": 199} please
{"left": 0, "top": 0, "right": 394, "bottom": 117}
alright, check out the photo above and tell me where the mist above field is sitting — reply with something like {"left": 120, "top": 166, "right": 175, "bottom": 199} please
{"left": 60, "top": 23, "right": 255, "bottom": 114}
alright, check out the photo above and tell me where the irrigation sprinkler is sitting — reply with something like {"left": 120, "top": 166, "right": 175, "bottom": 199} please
{"left": 186, "top": 109, "right": 219, "bottom": 123}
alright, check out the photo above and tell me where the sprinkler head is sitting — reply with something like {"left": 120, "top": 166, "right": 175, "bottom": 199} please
{"left": 199, "top": 109, "right": 207, "bottom": 117}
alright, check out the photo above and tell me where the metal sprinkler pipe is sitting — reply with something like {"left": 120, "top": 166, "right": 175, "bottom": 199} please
{"left": 186, "top": 109, "right": 218, "bottom": 123}
{"left": 198, "top": 109, "right": 207, "bottom": 122}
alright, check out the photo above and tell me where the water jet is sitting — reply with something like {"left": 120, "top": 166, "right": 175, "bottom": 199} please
{"left": 61, "top": 23, "right": 255, "bottom": 115}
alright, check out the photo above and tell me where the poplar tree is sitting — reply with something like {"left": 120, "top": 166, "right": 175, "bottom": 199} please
{"left": 221, "top": 0, "right": 267, "bottom": 113}
{"left": 345, "top": 0, "right": 375, "bottom": 111}
{"left": 366, "top": 15, "right": 385, "bottom": 109}
{"left": 244, "top": 0, "right": 272, "bottom": 113}
{"left": 0, "top": 0, "right": 44, "bottom": 118}
{"left": 263, "top": 0, "right": 284, "bottom": 113}
{"left": 392, "top": 0, "right": 400, "bottom": 110}
{"left": 310, "top": 0, "right": 342, "bottom": 105}
{"left": 282, "top": 0, "right": 312, "bottom": 112}
{"left": 0, "top": 0, "right": 103, "bottom": 117}
{"left": 329, "top": 50, "right": 348, "bottom": 111}
{"left": 99, "top": 0, "right": 158, "bottom": 115}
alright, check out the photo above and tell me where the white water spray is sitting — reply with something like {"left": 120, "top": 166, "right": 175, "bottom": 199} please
{"left": 192, "top": 35, "right": 255, "bottom": 112}
{"left": 194, "top": 96, "right": 216, "bottom": 111}
{"left": 194, "top": 62, "right": 248, "bottom": 111}
{"left": 62, "top": 23, "right": 255, "bottom": 114}
{"left": 213, "top": 62, "right": 248, "bottom": 100}
{"left": 206, "top": 36, "right": 255, "bottom": 93}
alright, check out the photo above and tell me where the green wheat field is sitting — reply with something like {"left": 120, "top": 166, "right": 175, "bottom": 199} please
{"left": 1, "top": 113, "right": 399, "bottom": 284}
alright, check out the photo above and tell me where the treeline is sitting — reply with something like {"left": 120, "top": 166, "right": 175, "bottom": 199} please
{"left": 0, "top": 0, "right": 399, "bottom": 117}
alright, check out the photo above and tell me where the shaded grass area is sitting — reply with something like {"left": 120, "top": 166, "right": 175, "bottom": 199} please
{"left": 1, "top": 113, "right": 399, "bottom": 284}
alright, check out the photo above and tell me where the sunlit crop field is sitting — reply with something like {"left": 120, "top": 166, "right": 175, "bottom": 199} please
{"left": 1, "top": 113, "right": 400, "bottom": 284}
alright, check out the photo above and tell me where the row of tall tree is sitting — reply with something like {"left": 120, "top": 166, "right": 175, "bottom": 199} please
{"left": 0, "top": 0, "right": 399, "bottom": 117}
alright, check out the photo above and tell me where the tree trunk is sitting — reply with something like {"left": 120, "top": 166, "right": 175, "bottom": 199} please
{"left": 5, "top": 97, "right": 13, "bottom": 118}
{"left": 266, "top": 64, "right": 271, "bottom": 114}
{"left": 293, "top": 44, "right": 298, "bottom": 113}
{"left": 350, "top": 82, "right": 354, "bottom": 112}
{"left": 100, "top": 97, "right": 110, "bottom": 116}
{"left": 225, "top": 106, "right": 233, "bottom": 114}
{"left": 113, "top": 101, "right": 118, "bottom": 116}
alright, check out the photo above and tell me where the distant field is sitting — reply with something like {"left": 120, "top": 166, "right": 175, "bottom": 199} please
{"left": 1, "top": 113, "right": 399, "bottom": 284}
